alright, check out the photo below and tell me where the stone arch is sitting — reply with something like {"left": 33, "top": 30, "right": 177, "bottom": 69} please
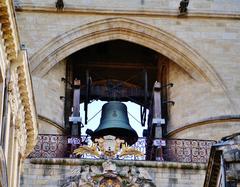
{"left": 30, "top": 17, "right": 222, "bottom": 88}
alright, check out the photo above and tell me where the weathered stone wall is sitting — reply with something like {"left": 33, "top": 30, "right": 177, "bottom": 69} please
{"left": 21, "top": 158, "right": 207, "bottom": 187}
{"left": 167, "top": 62, "right": 240, "bottom": 139}
{"left": 0, "top": 0, "right": 39, "bottom": 186}
{"left": 32, "top": 60, "right": 66, "bottom": 129}
{"left": 15, "top": 0, "right": 240, "bottom": 139}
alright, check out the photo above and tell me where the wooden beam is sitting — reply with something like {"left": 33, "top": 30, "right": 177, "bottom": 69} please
{"left": 74, "top": 62, "right": 156, "bottom": 70}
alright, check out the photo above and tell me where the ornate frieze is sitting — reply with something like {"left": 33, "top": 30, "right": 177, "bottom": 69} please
{"left": 61, "top": 160, "right": 156, "bottom": 187}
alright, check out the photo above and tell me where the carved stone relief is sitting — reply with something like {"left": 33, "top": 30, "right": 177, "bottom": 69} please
{"left": 61, "top": 161, "right": 156, "bottom": 187}
{"left": 8, "top": 69, "right": 28, "bottom": 157}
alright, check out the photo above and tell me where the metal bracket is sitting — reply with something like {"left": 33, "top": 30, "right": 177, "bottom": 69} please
{"left": 61, "top": 77, "right": 73, "bottom": 87}
{"left": 69, "top": 116, "right": 82, "bottom": 125}
{"left": 152, "top": 118, "right": 165, "bottom": 125}
{"left": 162, "top": 100, "right": 175, "bottom": 106}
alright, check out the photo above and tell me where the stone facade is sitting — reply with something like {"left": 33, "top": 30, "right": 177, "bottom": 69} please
{"left": 21, "top": 159, "right": 206, "bottom": 187}
{"left": 32, "top": 60, "right": 66, "bottom": 131}
{"left": 0, "top": 0, "right": 238, "bottom": 186}
{"left": 14, "top": 0, "right": 240, "bottom": 140}
{"left": 0, "top": 0, "right": 38, "bottom": 186}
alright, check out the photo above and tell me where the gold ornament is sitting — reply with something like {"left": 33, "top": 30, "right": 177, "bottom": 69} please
{"left": 119, "top": 146, "right": 144, "bottom": 158}
{"left": 73, "top": 135, "right": 144, "bottom": 159}
{"left": 73, "top": 144, "right": 100, "bottom": 158}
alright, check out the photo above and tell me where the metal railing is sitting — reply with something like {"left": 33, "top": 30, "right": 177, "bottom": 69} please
{"left": 29, "top": 134, "right": 216, "bottom": 163}
{"left": 163, "top": 139, "right": 215, "bottom": 163}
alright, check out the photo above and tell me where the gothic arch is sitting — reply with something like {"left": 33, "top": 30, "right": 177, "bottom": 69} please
{"left": 30, "top": 17, "right": 222, "bottom": 88}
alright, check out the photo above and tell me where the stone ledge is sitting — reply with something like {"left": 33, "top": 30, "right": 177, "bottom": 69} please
{"left": 29, "top": 158, "right": 207, "bottom": 170}
{"left": 14, "top": 0, "right": 240, "bottom": 19}
{"left": 15, "top": 6, "right": 240, "bottom": 20}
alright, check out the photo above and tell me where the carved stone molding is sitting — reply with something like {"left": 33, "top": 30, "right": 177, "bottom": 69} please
{"left": 8, "top": 78, "right": 27, "bottom": 157}
{"left": 0, "top": 0, "right": 39, "bottom": 158}
{"left": 0, "top": 146, "right": 8, "bottom": 187}
{"left": 16, "top": 62, "right": 38, "bottom": 158}
{"left": 7, "top": 51, "right": 38, "bottom": 158}
{"left": 0, "top": 0, "right": 18, "bottom": 62}
{"left": 15, "top": 118, "right": 27, "bottom": 156}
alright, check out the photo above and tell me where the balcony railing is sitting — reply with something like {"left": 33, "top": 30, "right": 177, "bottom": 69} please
{"left": 163, "top": 139, "right": 215, "bottom": 163}
{"left": 29, "top": 134, "right": 216, "bottom": 163}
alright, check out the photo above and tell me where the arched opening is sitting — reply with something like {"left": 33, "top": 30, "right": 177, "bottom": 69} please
{"left": 63, "top": 40, "right": 169, "bottom": 160}
{"left": 29, "top": 18, "right": 233, "bottom": 161}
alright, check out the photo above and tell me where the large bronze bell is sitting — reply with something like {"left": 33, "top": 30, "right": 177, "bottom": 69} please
{"left": 91, "top": 101, "right": 138, "bottom": 145}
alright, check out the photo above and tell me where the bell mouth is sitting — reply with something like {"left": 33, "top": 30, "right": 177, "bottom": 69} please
{"left": 91, "top": 127, "right": 138, "bottom": 146}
